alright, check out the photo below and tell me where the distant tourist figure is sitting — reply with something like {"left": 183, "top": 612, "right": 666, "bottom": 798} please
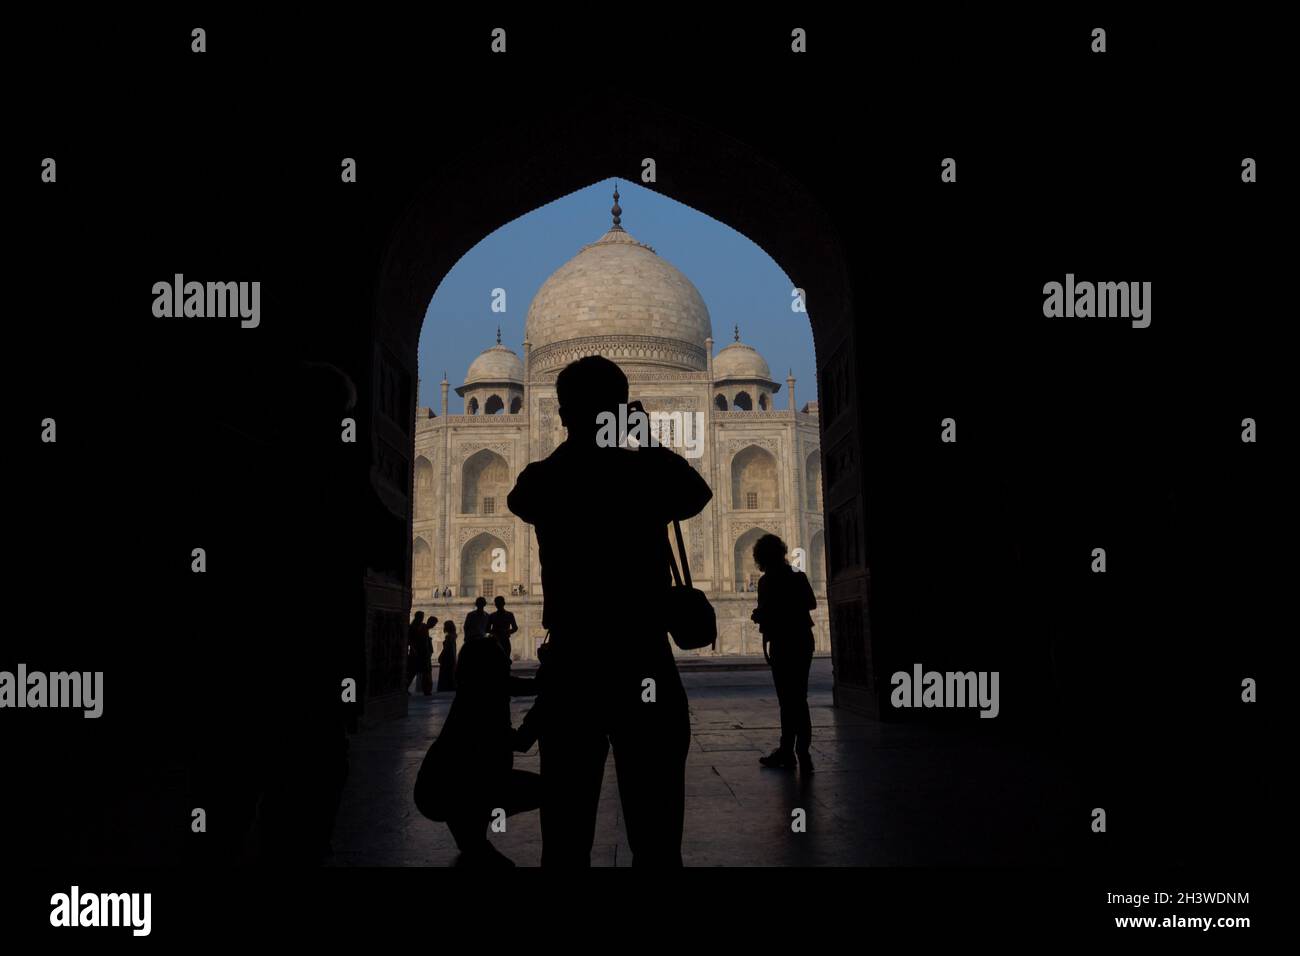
{"left": 488, "top": 596, "right": 519, "bottom": 660}
{"left": 508, "top": 355, "right": 712, "bottom": 867}
{"left": 437, "top": 620, "right": 459, "bottom": 692}
{"left": 750, "top": 534, "right": 816, "bottom": 772}
{"left": 413, "top": 639, "right": 540, "bottom": 867}
{"left": 408, "top": 611, "right": 436, "bottom": 696}
{"left": 464, "top": 597, "right": 490, "bottom": 642}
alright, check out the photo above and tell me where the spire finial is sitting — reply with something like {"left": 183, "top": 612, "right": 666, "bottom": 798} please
{"left": 611, "top": 182, "right": 623, "bottom": 229}
{"left": 496, "top": 325, "right": 502, "bottom": 345}
{"left": 733, "top": 323, "right": 740, "bottom": 343}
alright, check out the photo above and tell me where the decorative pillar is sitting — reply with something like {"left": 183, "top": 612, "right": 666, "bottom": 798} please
{"left": 786, "top": 368, "right": 796, "bottom": 411}
{"left": 440, "top": 372, "right": 449, "bottom": 417}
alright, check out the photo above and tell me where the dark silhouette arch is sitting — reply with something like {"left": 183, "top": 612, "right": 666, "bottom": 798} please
{"left": 371, "top": 93, "right": 869, "bottom": 716}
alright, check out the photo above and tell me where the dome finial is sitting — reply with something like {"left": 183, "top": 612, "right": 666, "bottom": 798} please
{"left": 733, "top": 323, "right": 740, "bottom": 343}
{"left": 496, "top": 325, "right": 502, "bottom": 345}
{"left": 611, "top": 182, "right": 623, "bottom": 230}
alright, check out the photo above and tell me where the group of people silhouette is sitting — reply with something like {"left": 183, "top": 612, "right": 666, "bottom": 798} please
{"left": 410, "top": 356, "right": 817, "bottom": 867}
{"left": 407, "top": 597, "right": 520, "bottom": 696}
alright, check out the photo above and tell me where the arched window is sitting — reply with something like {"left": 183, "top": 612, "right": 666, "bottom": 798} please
{"left": 467, "top": 396, "right": 479, "bottom": 415}
{"left": 714, "top": 394, "right": 728, "bottom": 412}
{"left": 461, "top": 448, "right": 511, "bottom": 514}
{"left": 413, "top": 537, "right": 433, "bottom": 592}
{"left": 484, "top": 394, "right": 505, "bottom": 415}
{"left": 805, "top": 450, "right": 822, "bottom": 511}
{"left": 460, "top": 532, "right": 507, "bottom": 598}
{"left": 731, "top": 444, "right": 779, "bottom": 510}
{"left": 415, "top": 455, "right": 435, "bottom": 519}
{"left": 758, "top": 392, "right": 769, "bottom": 410}
{"left": 809, "top": 529, "right": 826, "bottom": 590}
{"left": 509, "top": 395, "right": 523, "bottom": 414}
{"left": 733, "top": 391, "right": 753, "bottom": 411}
{"left": 734, "top": 527, "right": 767, "bottom": 592}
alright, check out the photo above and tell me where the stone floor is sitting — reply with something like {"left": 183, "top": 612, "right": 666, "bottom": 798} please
{"left": 330, "top": 660, "right": 1076, "bottom": 866}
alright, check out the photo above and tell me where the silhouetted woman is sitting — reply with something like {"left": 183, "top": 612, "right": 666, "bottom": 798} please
{"left": 437, "top": 620, "right": 458, "bottom": 692}
{"left": 750, "top": 534, "right": 817, "bottom": 772}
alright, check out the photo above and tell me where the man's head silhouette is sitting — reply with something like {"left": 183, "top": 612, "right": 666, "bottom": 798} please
{"left": 412, "top": 611, "right": 425, "bottom": 624}
{"left": 753, "top": 533, "right": 789, "bottom": 573}
{"left": 475, "top": 596, "right": 487, "bottom": 610}
{"left": 557, "top": 355, "right": 629, "bottom": 445}
{"left": 494, "top": 596, "right": 506, "bottom": 609}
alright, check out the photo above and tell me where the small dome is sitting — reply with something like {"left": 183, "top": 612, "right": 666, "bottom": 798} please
{"left": 464, "top": 341, "right": 523, "bottom": 385}
{"left": 713, "top": 340, "right": 773, "bottom": 382}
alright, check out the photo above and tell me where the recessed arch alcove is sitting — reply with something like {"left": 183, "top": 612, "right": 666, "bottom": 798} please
{"left": 367, "top": 92, "right": 869, "bottom": 719}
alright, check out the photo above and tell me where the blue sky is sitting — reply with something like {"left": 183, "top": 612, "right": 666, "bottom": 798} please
{"left": 417, "top": 178, "right": 817, "bottom": 411}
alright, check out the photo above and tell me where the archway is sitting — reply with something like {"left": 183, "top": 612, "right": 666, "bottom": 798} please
{"left": 733, "top": 390, "right": 753, "bottom": 411}
{"left": 460, "top": 531, "right": 507, "bottom": 599}
{"left": 484, "top": 394, "right": 505, "bottom": 415}
{"left": 731, "top": 444, "right": 779, "bottom": 511}
{"left": 412, "top": 536, "right": 432, "bottom": 594}
{"left": 370, "top": 93, "right": 868, "bottom": 717}
{"left": 809, "top": 529, "right": 826, "bottom": 591}
{"left": 805, "top": 450, "right": 822, "bottom": 511}
{"left": 414, "top": 455, "right": 434, "bottom": 519}
{"left": 460, "top": 448, "right": 511, "bottom": 515}
{"left": 734, "top": 527, "right": 767, "bottom": 592}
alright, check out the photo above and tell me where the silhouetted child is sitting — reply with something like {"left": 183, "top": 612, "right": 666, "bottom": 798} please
{"left": 413, "top": 639, "right": 539, "bottom": 867}
{"left": 750, "top": 534, "right": 817, "bottom": 772}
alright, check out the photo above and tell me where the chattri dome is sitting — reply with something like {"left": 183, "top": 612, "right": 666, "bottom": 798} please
{"left": 464, "top": 333, "right": 523, "bottom": 385}
{"left": 713, "top": 331, "right": 774, "bottom": 383}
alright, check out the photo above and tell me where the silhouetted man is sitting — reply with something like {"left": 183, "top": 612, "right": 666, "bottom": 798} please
{"left": 464, "top": 596, "right": 490, "bottom": 642}
{"left": 488, "top": 595, "right": 519, "bottom": 660}
{"left": 507, "top": 355, "right": 712, "bottom": 867}
{"left": 408, "top": 611, "right": 435, "bottom": 696}
{"left": 750, "top": 534, "right": 817, "bottom": 772}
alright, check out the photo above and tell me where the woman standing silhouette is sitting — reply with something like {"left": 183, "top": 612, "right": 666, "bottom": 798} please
{"left": 750, "top": 534, "right": 817, "bottom": 772}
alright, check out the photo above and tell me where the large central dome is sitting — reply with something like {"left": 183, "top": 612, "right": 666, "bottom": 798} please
{"left": 524, "top": 188, "right": 713, "bottom": 375}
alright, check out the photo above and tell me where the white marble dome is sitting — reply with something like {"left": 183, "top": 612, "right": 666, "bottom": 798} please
{"left": 524, "top": 194, "right": 713, "bottom": 373}
{"left": 713, "top": 340, "right": 773, "bottom": 382}
{"left": 464, "top": 341, "right": 523, "bottom": 384}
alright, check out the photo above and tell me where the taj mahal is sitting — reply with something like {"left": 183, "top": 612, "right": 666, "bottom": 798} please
{"left": 412, "top": 188, "right": 828, "bottom": 658}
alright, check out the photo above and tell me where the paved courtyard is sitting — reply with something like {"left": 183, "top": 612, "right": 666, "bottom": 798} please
{"left": 331, "top": 659, "right": 1075, "bottom": 866}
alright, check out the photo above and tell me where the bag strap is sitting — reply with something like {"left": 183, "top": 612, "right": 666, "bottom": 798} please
{"left": 667, "top": 518, "right": 692, "bottom": 589}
